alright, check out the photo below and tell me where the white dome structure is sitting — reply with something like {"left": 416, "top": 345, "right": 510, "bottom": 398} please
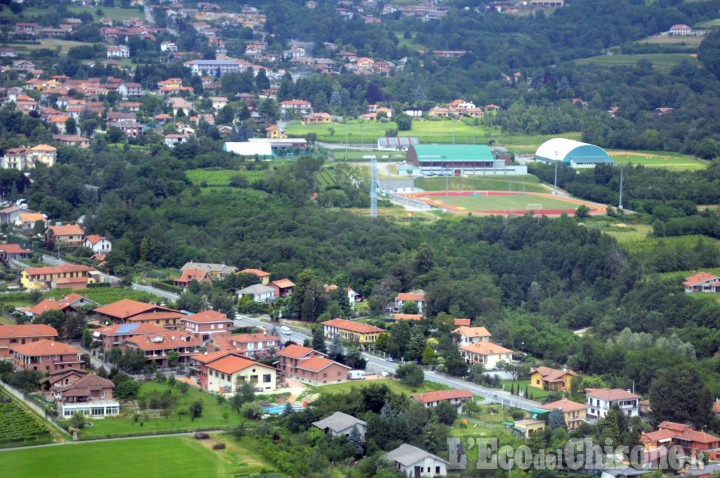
{"left": 535, "top": 138, "right": 613, "bottom": 169}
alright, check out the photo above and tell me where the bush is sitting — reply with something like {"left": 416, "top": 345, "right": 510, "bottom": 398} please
{"left": 395, "top": 363, "right": 424, "bottom": 388}
{"left": 240, "top": 402, "right": 264, "bottom": 420}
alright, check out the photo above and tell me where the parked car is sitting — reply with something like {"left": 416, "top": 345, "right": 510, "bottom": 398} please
{"left": 280, "top": 326, "right": 291, "bottom": 335}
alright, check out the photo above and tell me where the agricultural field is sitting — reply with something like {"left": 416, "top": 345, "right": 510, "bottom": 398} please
{"left": 636, "top": 35, "right": 703, "bottom": 48}
{"left": 0, "top": 389, "right": 52, "bottom": 447}
{"left": 186, "top": 168, "right": 268, "bottom": 187}
{"left": 0, "top": 435, "right": 275, "bottom": 478}
{"left": 583, "top": 217, "right": 653, "bottom": 243}
{"left": 574, "top": 53, "right": 698, "bottom": 73}
{"left": 416, "top": 176, "right": 546, "bottom": 193}
{"left": 68, "top": 6, "right": 144, "bottom": 21}
{"left": 4, "top": 40, "right": 94, "bottom": 56}
{"left": 608, "top": 150, "right": 706, "bottom": 170}
{"left": 305, "top": 378, "right": 448, "bottom": 397}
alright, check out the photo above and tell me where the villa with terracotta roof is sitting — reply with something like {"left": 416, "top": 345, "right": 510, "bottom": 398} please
{"left": 180, "top": 261, "right": 237, "bottom": 280}
{"left": 174, "top": 268, "right": 213, "bottom": 288}
{"left": 270, "top": 279, "right": 295, "bottom": 298}
{"left": 530, "top": 366, "right": 577, "bottom": 392}
{"left": 40, "top": 369, "right": 119, "bottom": 419}
{"left": 540, "top": 398, "right": 587, "bottom": 430}
{"left": 0, "top": 324, "right": 58, "bottom": 359}
{"left": 45, "top": 223, "right": 85, "bottom": 247}
{"left": 394, "top": 290, "right": 427, "bottom": 314}
{"left": 20, "top": 264, "right": 96, "bottom": 290}
{"left": 586, "top": 388, "right": 640, "bottom": 419}
{"left": 83, "top": 235, "right": 112, "bottom": 253}
{"left": 412, "top": 389, "right": 474, "bottom": 412}
{"left": 92, "top": 323, "right": 168, "bottom": 352}
{"left": 642, "top": 422, "right": 720, "bottom": 459}
{"left": 209, "top": 331, "right": 280, "bottom": 358}
{"left": 459, "top": 342, "right": 513, "bottom": 369}
{"left": 124, "top": 310, "right": 186, "bottom": 330}
{"left": 120, "top": 331, "right": 201, "bottom": 367}
{"left": 192, "top": 351, "right": 277, "bottom": 393}
{"left": 12, "top": 339, "right": 82, "bottom": 372}
{"left": 683, "top": 272, "right": 720, "bottom": 293}
{"left": 93, "top": 299, "right": 181, "bottom": 326}
{"left": 0, "top": 243, "right": 31, "bottom": 261}
{"left": 452, "top": 326, "right": 492, "bottom": 346}
{"left": 277, "top": 344, "right": 350, "bottom": 384}
{"left": 239, "top": 268, "right": 271, "bottom": 285}
{"left": 321, "top": 318, "right": 384, "bottom": 344}
{"left": 21, "top": 293, "right": 97, "bottom": 319}
{"left": 181, "top": 310, "right": 232, "bottom": 342}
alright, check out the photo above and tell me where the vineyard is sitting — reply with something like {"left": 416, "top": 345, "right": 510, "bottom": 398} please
{"left": 0, "top": 390, "right": 52, "bottom": 447}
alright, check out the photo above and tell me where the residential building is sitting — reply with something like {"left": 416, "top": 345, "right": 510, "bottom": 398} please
{"left": 277, "top": 344, "right": 350, "bottom": 385}
{"left": 52, "top": 134, "right": 90, "bottom": 148}
{"left": 239, "top": 268, "right": 271, "bottom": 285}
{"left": 321, "top": 318, "right": 384, "bottom": 345}
{"left": 193, "top": 351, "right": 277, "bottom": 393}
{"left": 412, "top": 389, "right": 474, "bottom": 413}
{"left": 106, "top": 45, "right": 130, "bottom": 58}
{"left": 15, "top": 212, "right": 45, "bottom": 231}
{"left": 385, "top": 443, "right": 448, "bottom": 478}
{"left": 174, "top": 269, "right": 213, "bottom": 288}
{"left": 540, "top": 398, "right": 587, "bottom": 431}
{"left": 161, "top": 41, "right": 178, "bottom": 52}
{"left": 20, "top": 264, "right": 96, "bottom": 290}
{"left": 586, "top": 388, "right": 640, "bottom": 419}
{"left": 683, "top": 272, "right": 720, "bottom": 293}
{"left": 312, "top": 411, "right": 367, "bottom": 438}
{"left": 302, "top": 113, "right": 332, "bottom": 125}
{"left": 183, "top": 59, "right": 246, "bottom": 76}
{"left": 21, "top": 293, "right": 97, "bottom": 320}
{"left": 117, "top": 83, "right": 142, "bottom": 97}
{"left": 279, "top": 99, "right": 313, "bottom": 115}
{"left": 0, "top": 205, "right": 33, "bottom": 225}
{"left": 513, "top": 419, "right": 546, "bottom": 438}
{"left": 530, "top": 366, "right": 577, "bottom": 391}
{"left": 1, "top": 144, "right": 57, "bottom": 170}
{"left": 164, "top": 133, "right": 189, "bottom": 148}
{"left": 93, "top": 299, "right": 182, "bottom": 328}
{"left": 270, "top": 279, "right": 295, "bottom": 298}
{"left": 46, "top": 224, "right": 85, "bottom": 248}
{"left": 0, "top": 243, "right": 32, "bottom": 261}
{"left": 223, "top": 142, "right": 274, "bottom": 158}
{"left": 459, "top": 342, "right": 513, "bottom": 370}
{"left": 83, "top": 235, "right": 112, "bottom": 253}
{"left": 120, "top": 331, "right": 201, "bottom": 367}
{"left": 179, "top": 262, "right": 237, "bottom": 280}
{"left": 452, "top": 326, "right": 491, "bottom": 346}
{"left": 0, "top": 324, "right": 58, "bottom": 359}
{"left": 209, "top": 332, "right": 280, "bottom": 358}
{"left": 394, "top": 291, "right": 426, "bottom": 314}
{"left": 12, "top": 339, "right": 82, "bottom": 372}
{"left": 669, "top": 24, "right": 692, "bottom": 36}
{"left": 644, "top": 421, "right": 720, "bottom": 455}
{"left": 181, "top": 310, "right": 232, "bottom": 342}
{"left": 237, "top": 284, "right": 276, "bottom": 303}
{"left": 454, "top": 318, "right": 471, "bottom": 327}
{"left": 50, "top": 373, "right": 117, "bottom": 418}
{"left": 92, "top": 323, "right": 168, "bottom": 352}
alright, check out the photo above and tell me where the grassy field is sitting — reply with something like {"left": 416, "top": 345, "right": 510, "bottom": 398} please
{"left": 0, "top": 435, "right": 274, "bottom": 478}
{"left": 574, "top": 53, "right": 698, "bottom": 72}
{"left": 583, "top": 218, "right": 653, "bottom": 243}
{"left": 4, "top": 40, "right": 94, "bottom": 56}
{"left": 306, "top": 378, "right": 448, "bottom": 396}
{"left": 0, "top": 287, "right": 156, "bottom": 310}
{"left": 499, "top": 380, "right": 550, "bottom": 400}
{"left": 186, "top": 168, "right": 268, "bottom": 187}
{"left": 695, "top": 19, "right": 720, "bottom": 28}
{"left": 69, "top": 6, "right": 144, "bottom": 21}
{"left": 636, "top": 35, "right": 703, "bottom": 48}
{"left": 415, "top": 176, "right": 546, "bottom": 193}
{"left": 77, "top": 381, "right": 238, "bottom": 439}
{"left": 621, "top": 234, "right": 720, "bottom": 255}
{"left": 413, "top": 192, "right": 586, "bottom": 213}
{"left": 608, "top": 150, "right": 706, "bottom": 170}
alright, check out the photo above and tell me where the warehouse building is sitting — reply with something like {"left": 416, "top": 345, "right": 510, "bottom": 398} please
{"left": 406, "top": 144, "right": 526, "bottom": 176}
{"left": 535, "top": 138, "right": 613, "bottom": 169}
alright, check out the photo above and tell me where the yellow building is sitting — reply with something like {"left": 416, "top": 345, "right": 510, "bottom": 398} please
{"left": 203, "top": 353, "right": 277, "bottom": 393}
{"left": 30, "top": 144, "right": 58, "bottom": 167}
{"left": 266, "top": 125, "right": 287, "bottom": 139}
{"left": 540, "top": 398, "right": 587, "bottom": 431}
{"left": 21, "top": 264, "right": 96, "bottom": 290}
{"left": 513, "top": 419, "right": 546, "bottom": 438}
{"left": 529, "top": 366, "right": 577, "bottom": 391}
{"left": 322, "top": 318, "right": 384, "bottom": 344}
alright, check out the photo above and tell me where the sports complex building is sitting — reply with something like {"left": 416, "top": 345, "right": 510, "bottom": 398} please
{"left": 534, "top": 138, "right": 613, "bottom": 168}
{"left": 406, "top": 144, "right": 527, "bottom": 176}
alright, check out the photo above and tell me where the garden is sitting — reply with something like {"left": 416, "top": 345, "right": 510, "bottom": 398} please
{"left": 0, "top": 388, "right": 52, "bottom": 447}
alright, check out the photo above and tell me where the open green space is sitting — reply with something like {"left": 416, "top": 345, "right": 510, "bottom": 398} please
{"left": 608, "top": 150, "right": 706, "bottom": 170}
{"left": 0, "top": 435, "right": 274, "bottom": 478}
{"left": 0, "top": 388, "right": 53, "bottom": 448}
{"left": 695, "top": 19, "right": 720, "bottom": 28}
{"left": 499, "top": 380, "right": 550, "bottom": 400}
{"left": 583, "top": 218, "right": 653, "bottom": 243}
{"left": 305, "top": 378, "right": 448, "bottom": 397}
{"left": 0, "top": 287, "right": 156, "bottom": 310}
{"left": 186, "top": 168, "right": 268, "bottom": 187}
{"left": 636, "top": 35, "right": 703, "bottom": 48}
{"left": 69, "top": 6, "right": 144, "bottom": 21}
{"left": 416, "top": 176, "right": 546, "bottom": 193}
{"left": 574, "top": 53, "right": 698, "bottom": 73}
{"left": 77, "top": 381, "right": 237, "bottom": 439}
{"left": 4, "top": 40, "right": 94, "bottom": 56}
{"left": 621, "top": 234, "right": 720, "bottom": 255}
{"left": 415, "top": 192, "right": 585, "bottom": 213}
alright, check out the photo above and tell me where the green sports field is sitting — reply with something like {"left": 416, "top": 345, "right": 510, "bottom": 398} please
{"left": 428, "top": 194, "right": 580, "bottom": 212}
{"left": 607, "top": 150, "right": 706, "bottom": 170}
{"left": 415, "top": 176, "right": 547, "bottom": 193}
{"left": 0, "top": 435, "right": 273, "bottom": 478}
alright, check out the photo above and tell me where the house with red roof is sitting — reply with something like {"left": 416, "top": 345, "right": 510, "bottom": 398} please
{"left": 540, "top": 398, "right": 587, "bottom": 430}
{"left": 270, "top": 279, "right": 295, "bottom": 298}
{"left": 181, "top": 310, "right": 232, "bottom": 342}
{"left": 93, "top": 299, "right": 182, "bottom": 329}
{"left": 277, "top": 344, "right": 350, "bottom": 384}
{"left": 0, "top": 243, "right": 31, "bottom": 261}
{"left": 529, "top": 366, "right": 577, "bottom": 392}
{"left": 669, "top": 24, "right": 692, "bottom": 36}
{"left": 452, "top": 326, "right": 492, "bottom": 346}
{"left": 0, "top": 324, "right": 58, "bottom": 359}
{"left": 21, "top": 293, "right": 97, "bottom": 319}
{"left": 92, "top": 323, "right": 168, "bottom": 352}
{"left": 239, "top": 268, "right": 271, "bottom": 285}
{"left": 120, "top": 331, "right": 201, "bottom": 367}
{"left": 83, "top": 235, "right": 112, "bottom": 254}
{"left": 683, "top": 272, "right": 720, "bottom": 293}
{"left": 641, "top": 422, "right": 720, "bottom": 459}
{"left": 586, "top": 388, "right": 640, "bottom": 419}
{"left": 453, "top": 318, "right": 471, "bottom": 327}
{"left": 394, "top": 290, "right": 426, "bottom": 314}
{"left": 321, "top": 318, "right": 384, "bottom": 344}
{"left": 20, "top": 264, "right": 96, "bottom": 290}
{"left": 279, "top": 99, "right": 313, "bottom": 115}
{"left": 191, "top": 351, "right": 277, "bottom": 393}
{"left": 412, "top": 388, "right": 474, "bottom": 412}
{"left": 460, "top": 341, "right": 513, "bottom": 370}
{"left": 174, "top": 269, "right": 213, "bottom": 288}
{"left": 45, "top": 224, "right": 85, "bottom": 248}
{"left": 12, "top": 339, "right": 82, "bottom": 372}
{"left": 208, "top": 331, "right": 280, "bottom": 358}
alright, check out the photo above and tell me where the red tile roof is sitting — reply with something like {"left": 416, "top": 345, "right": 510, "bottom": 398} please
{"left": 278, "top": 344, "right": 317, "bottom": 359}
{"left": 641, "top": 429, "right": 676, "bottom": 444}
{"left": 47, "top": 224, "right": 84, "bottom": 237}
{"left": 94, "top": 299, "right": 176, "bottom": 320}
{"left": 191, "top": 350, "right": 237, "bottom": 364}
{"left": 123, "top": 332, "right": 200, "bottom": 351}
{"left": 540, "top": 398, "right": 587, "bottom": 412}
{"left": 271, "top": 279, "right": 295, "bottom": 288}
{"left": 181, "top": 310, "right": 230, "bottom": 323}
{"left": 227, "top": 333, "right": 280, "bottom": 345}
{"left": 453, "top": 326, "right": 491, "bottom": 338}
{"left": 127, "top": 311, "right": 185, "bottom": 323}
{"left": 11, "top": 339, "right": 81, "bottom": 356}
{"left": 412, "top": 389, "right": 473, "bottom": 404}
{"left": 322, "top": 318, "right": 383, "bottom": 334}
{"left": 393, "top": 314, "right": 423, "bottom": 321}
{"left": 0, "top": 243, "right": 31, "bottom": 254}
{"left": 95, "top": 323, "right": 167, "bottom": 337}
{"left": 530, "top": 366, "right": 577, "bottom": 383}
{"left": 453, "top": 318, "right": 471, "bottom": 327}
{"left": 460, "top": 342, "right": 513, "bottom": 355}
{"left": 84, "top": 234, "right": 106, "bottom": 245}
{"left": 206, "top": 355, "right": 274, "bottom": 374}
{"left": 239, "top": 268, "right": 270, "bottom": 278}
{"left": 585, "top": 388, "right": 640, "bottom": 401}
{"left": 23, "top": 264, "right": 94, "bottom": 277}
{"left": 175, "top": 269, "right": 211, "bottom": 284}
{"left": 683, "top": 272, "right": 718, "bottom": 286}
{"left": 396, "top": 292, "right": 426, "bottom": 302}
{"left": 0, "top": 324, "right": 58, "bottom": 339}
{"left": 296, "top": 356, "right": 349, "bottom": 372}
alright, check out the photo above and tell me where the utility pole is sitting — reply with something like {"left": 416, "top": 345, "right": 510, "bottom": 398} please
{"left": 553, "top": 151, "right": 559, "bottom": 195}
{"left": 618, "top": 163, "right": 624, "bottom": 210}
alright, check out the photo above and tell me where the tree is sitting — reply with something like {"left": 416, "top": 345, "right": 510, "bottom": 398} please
{"left": 115, "top": 380, "right": 140, "bottom": 400}
{"left": 395, "top": 114, "right": 412, "bottom": 131}
{"left": 649, "top": 365, "right": 711, "bottom": 428}
{"left": 65, "top": 117, "right": 77, "bottom": 135}
{"left": 468, "top": 363, "right": 486, "bottom": 384}
{"left": 347, "top": 428, "right": 365, "bottom": 457}
{"left": 401, "top": 301, "right": 419, "bottom": 315}
{"left": 328, "top": 332, "right": 344, "bottom": 361}
{"left": 548, "top": 408, "right": 567, "bottom": 430}
{"left": 33, "top": 219, "right": 45, "bottom": 235}
{"left": 422, "top": 345, "right": 437, "bottom": 366}
{"left": 699, "top": 30, "right": 720, "bottom": 80}
{"left": 414, "top": 243, "right": 435, "bottom": 275}
{"left": 395, "top": 363, "right": 424, "bottom": 388}
{"left": 68, "top": 411, "right": 87, "bottom": 429}
{"left": 190, "top": 400, "right": 203, "bottom": 421}
{"left": 240, "top": 402, "right": 264, "bottom": 420}
{"left": 312, "top": 328, "right": 327, "bottom": 354}
{"left": 179, "top": 382, "right": 190, "bottom": 394}
{"left": 575, "top": 205, "right": 591, "bottom": 219}
{"left": 443, "top": 349, "right": 468, "bottom": 377}
{"left": 434, "top": 400, "right": 458, "bottom": 425}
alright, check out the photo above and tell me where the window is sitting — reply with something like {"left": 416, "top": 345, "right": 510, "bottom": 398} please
{"left": 263, "top": 374, "right": 271, "bottom": 383}
{"left": 323, "top": 373, "right": 327, "bottom": 378}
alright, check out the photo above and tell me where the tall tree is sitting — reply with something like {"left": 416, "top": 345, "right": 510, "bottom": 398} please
{"left": 650, "top": 365, "right": 711, "bottom": 428}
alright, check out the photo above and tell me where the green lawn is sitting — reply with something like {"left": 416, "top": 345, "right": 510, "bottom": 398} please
{"left": 695, "top": 19, "right": 720, "bottom": 28}
{"left": 415, "top": 176, "right": 545, "bottom": 193}
{"left": 413, "top": 192, "right": 589, "bottom": 213}
{"left": 4, "top": 40, "right": 94, "bottom": 56}
{"left": 68, "top": 5, "right": 144, "bottom": 21}
{"left": 0, "top": 435, "right": 273, "bottom": 478}
{"left": 77, "top": 381, "right": 238, "bottom": 439}
{"left": 621, "top": 234, "right": 720, "bottom": 255}
{"left": 186, "top": 168, "right": 268, "bottom": 187}
{"left": 306, "top": 378, "right": 448, "bottom": 396}
{"left": 608, "top": 150, "right": 706, "bottom": 170}
{"left": 635, "top": 35, "right": 703, "bottom": 48}
{"left": 574, "top": 53, "right": 698, "bottom": 73}
{"left": 583, "top": 219, "right": 653, "bottom": 243}
{"left": 500, "top": 380, "right": 549, "bottom": 400}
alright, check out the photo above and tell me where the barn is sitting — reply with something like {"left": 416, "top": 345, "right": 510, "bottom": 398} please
{"left": 406, "top": 144, "right": 524, "bottom": 176}
{"left": 535, "top": 138, "right": 613, "bottom": 169}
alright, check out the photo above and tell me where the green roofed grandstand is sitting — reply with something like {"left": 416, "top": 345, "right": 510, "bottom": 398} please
{"left": 535, "top": 138, "right": 613, "bottom": 169}
{"left": 406, "top": 144, "right": 526, "bottom": 176}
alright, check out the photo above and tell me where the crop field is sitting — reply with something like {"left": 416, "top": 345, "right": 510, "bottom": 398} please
{"left": 68, "top": 6, "right": 144, "bottom": 21}
{"left": 0, "top": 435, "right": 274, "bottom": 478}
{"left": 404, "top": 191, "right": 605, "bottom": 216}
{"left": 0, "top": 389, "right": 52, "bottom": 447}
{"left": 636, "top": 35, "right": 703, "bottom": 47}
{"left": 415, "top": 176, "right": 546, "bottom": 193}
{"left": 4, "top": 40, "right": 94, "bottom": 56}
{"left": 186, "top": 168, "right": 268, "bottom": 187}
{"left": 608, "top": 150, "right": 706, "bottom": 170}
{"left": 574, "top": 53, "right": 698, "bottom": 73}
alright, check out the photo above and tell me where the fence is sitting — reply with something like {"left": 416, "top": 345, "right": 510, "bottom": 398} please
{"left": 0, "top": 380, "right": 70, "bottom": 437}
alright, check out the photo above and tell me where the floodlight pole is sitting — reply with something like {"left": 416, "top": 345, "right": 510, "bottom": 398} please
{"left": 553, "top": 151, "right": 559, "bottom": 195}
{"left": 445, "top": 165, "right": 449, "bottom": 213}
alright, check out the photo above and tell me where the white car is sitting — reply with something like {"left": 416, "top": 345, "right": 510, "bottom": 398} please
{"left": 280, "top": 326, "right": 291, "bottom": 335}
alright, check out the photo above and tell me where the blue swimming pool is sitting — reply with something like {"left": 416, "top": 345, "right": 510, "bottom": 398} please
{"left": 264, "top": 404, "right": 305, "bottom": 415}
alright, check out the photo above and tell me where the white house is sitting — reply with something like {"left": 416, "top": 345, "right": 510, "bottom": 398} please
{"left": 460, "top": 342, "right": 513, "bottom": 370}
{"left": 83, "top": 235, "right": 112, "bottom": 253}
{"left": 160, "top": 41, "right": 178, "bottom": 52}
{"left": 164, "top": 134, "right": 189, "bottom": 148}
{"left": 106, "top": 45, "right": 129, "bottom": 58}
{"left": 394, "top": 290, "right": 426, "bottom": 314}
{"left": 452, "top": 326, "right": 491, "bottom": 346}
{"left": 585, "top": 388, "right": 640, "bottom": 419}
{"left": 669, "top": 24, "right": 692, "bottom": 36}
{"left": 312, "top": 411, "right": 367, "bottom": 438}
{"left": 385, "top": 443, "right": 448, "bottom": 478}
{"left": 683, "top": 272, "right": 720, "bottom": 293}
{"left": 237, "top": 284, "right": 276, "bottom": 303}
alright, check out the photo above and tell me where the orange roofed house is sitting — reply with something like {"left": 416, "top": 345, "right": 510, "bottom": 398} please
{"left": 20, "top": 264, "right": 97, "bottom": 290}
{"left": 92, "top": 323, "right": 168, "bottom": 352}
{"left": 270, "top": 279, "right": 295, "bottom": 298}
{"left": 239, "top": 268, "right": 271, "bottom": 285}
{"left": 453, "top": 326, "right": 492, "bottom": 346}
{"left": 12, "top": 339, "right": 82, "bottom": 372}
{"left": 192, "top": 351, "right": 277, "bottom": 393}
{"left": 45, "top": 224, "right": 85, "bottom": 248}
{"left": 181, "top": 310, "right": 232, "bottom": 342}
{"left": 120, "top": 331, "right": 201, "bottom": 367}
{"left": 0, "top": 324, "right": 58, "bottom": 359}
{"left": 93, "top": 299, "right": 185, "bottom": 330}
{"left": 530, "top": 366, "right": 577, "bottom": 392}
{"left": 683, "top": 272, "right": 720, "bottom": 293}
{"left": 277, "top": 344, "right": 350, "bottom": 385}
{"left": 412, "top": 389, "right": 474, "bottom": 413}
{"left": 209, "top": 331, "right": 280, "bottom": 358}
{"left": 394, "top": 291, "right": 426, "bottom": 314}
{"left": 321, "top": 318, "right": 384, "bottom": 345}
{"left": 174, "top": 269, "right": 213, "bottom": 288}
{"left": 642, "top": 422, "right": 720, "bottom": 460}
{"left": 540, "top": 398, "right": 587, "bottom": 431}
{"left": 0, "top": 243, "right": 31, "bottom": 261}
{"left": 21, "top": 293, "right": 97, "bottom": 320}
{"left": 460, "top": 342, "right": 513, "bottom": 369}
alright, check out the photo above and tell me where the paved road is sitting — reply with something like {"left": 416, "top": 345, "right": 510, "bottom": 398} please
{"left": 233, "top": 315, "right": 542, "bottom": 411}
